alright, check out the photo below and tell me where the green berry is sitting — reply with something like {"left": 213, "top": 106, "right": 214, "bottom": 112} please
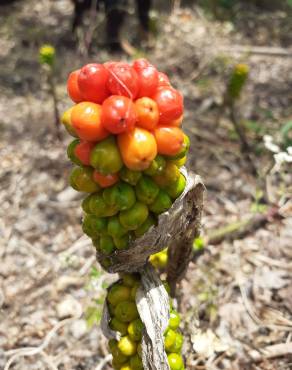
{"left": 114, "top": 301, "right": 139, "bottom": 323}
{"left": 167, "top": 353, "right": 184, "bottom": 370}
{"left": 128, "top": 319, "right": 144, "bottom": 341}
{"left": 99, "top": 235, "right": 115, "bottom": 255}
{"left": 169, "top": 310, "right": 181, "bottom": 330}
{"left": 118, "top": 336, "right": 137, "bottom": 356}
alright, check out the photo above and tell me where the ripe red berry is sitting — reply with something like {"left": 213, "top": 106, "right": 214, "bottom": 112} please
{"left": 103, "top": 61, "right": 117, "bottom": 69}
{"left": 74, "top": 141, "right": 95, "bottom": 166}
{"left": 67, "top": 69, "right": 83, "bottom": 103}
{"left": 152, "top": 87, "right": 183, "bottom": 124}
{"left": 101, "top": 95, "right": 137, "bottom": 134}
{"left": 133, "top": 58, "right": 158, "bottom": 98}
{"left": 106, "top": 62, "right": 140, "bottom": 99}
{"left": 157, "top": 72, "right": 171, "bottom": 88}
{"left": 78, "top": 63, "right": 110, "bottom": 104}
{"left": 132, "top": 58, "right": 151, "bottom": 70}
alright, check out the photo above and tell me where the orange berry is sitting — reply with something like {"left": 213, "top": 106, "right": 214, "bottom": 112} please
{"left": 71, "top": 102, "right": 109, "bottom": 142}
{"left": 118, "top": 127, "right": 157, "bottom": 171}
{"left": 154, "top": 126, "right": 184, "bottom": 156}
{"left": 169, "top": 115, "right": 183, "bottom": 127}
{"left": 135, "top": 97, "right": 159, "bottom": 131}
{"left": 67, "top": 69, "right": 83, "bottom": 103}
{"left": 93, "top": 171, "right": 119, "bottom": 188}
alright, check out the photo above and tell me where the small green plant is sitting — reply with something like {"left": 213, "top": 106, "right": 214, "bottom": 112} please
{"left": 193, "top": 237, "right": 205, "bottom": 251}
{"left": 85, "top": 267, "right": 108, "bottom": 328}
{"left": 226, "top": 63, "right": 249, "bottom": 102}
{"left": 39, "top": 44, "right": 61, "bottom": 139}
{"left": 220, "top": 63, "right": 257, "bottom": 175}
{"left": 281, "top": 120, "right": 292, "bottom": 149}
{"left": 85, "top": 301, "right": 103, "bottom": 328}
{"left": 251, "top": 189, "right": 268, "bottom": 214}
{"left": 39, "top": 44, "right": 56, "bottom": 67}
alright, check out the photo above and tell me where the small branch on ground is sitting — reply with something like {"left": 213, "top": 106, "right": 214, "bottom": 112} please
{"left": 248, "top": 342, "right": 292, "bottom": 362}
{"left": 93, "top": 354, "right": 112, "bottom": 370}
{"left": 4, "top": 308, "right": 82, "bottom": 370}
{"left": 206, "top": 207, "right": 282, "bottom": 245}
{"left": 218, "top": 45, "right": 292, "bottom": 57}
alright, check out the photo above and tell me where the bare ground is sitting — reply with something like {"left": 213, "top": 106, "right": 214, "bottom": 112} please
{"left": 0, "top": 1, "right": 291, "bottom": 369}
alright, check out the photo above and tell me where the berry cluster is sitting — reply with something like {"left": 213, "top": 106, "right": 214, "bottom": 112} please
{"left": 63, "top": 59, "right": 190, "bottom": 255}
{"left": 107, "top": 273, "right": 185, "bottom": 370}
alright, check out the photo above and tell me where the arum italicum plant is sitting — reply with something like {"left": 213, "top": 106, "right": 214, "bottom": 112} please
{"left": 39, "top": 44, "right": 61, "bottom": 138}
{"left": 39, "top": 44, "right": 56, "bottom": 67}
{"left": 226, "top": 63, "right": 249, "bottom": 102}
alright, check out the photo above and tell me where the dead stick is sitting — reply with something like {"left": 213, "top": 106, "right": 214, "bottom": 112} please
{"left": 206, "top": 207, "right": 281, "bottom": 245}
{"left": 249, "top": 342, "right": 292, "bottom": 363}
{"left": 218, "top": 45, "right": 292, "bottom": 57}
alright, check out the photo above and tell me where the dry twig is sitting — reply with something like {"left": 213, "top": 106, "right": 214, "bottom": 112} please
{"left": 248, "top": 342, "right": 292, "bottom": 362}
{"left": 4, "top": 307, "right": 82, "bottom": 370}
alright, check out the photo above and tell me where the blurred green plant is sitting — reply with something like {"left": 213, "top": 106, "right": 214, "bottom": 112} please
{"left": 281, "top": 120, "right": 292, "bottom": 149}
{"left": 85, "top": 300, "right": 103, "bottom": 328}
{"left": 243, "top": 120, "right": 265, "bottom": 136}
{"left": 223, "top": 63, "right": 257, "bottom": 176}
{"left": 39, "top": 44, "right": 56, "bottom": 67}
{"left": 39, "top": 44, "right": 61, "bottom": 139}
{"left": 198, "top": 286, "right": 219, "bottom": 323}
{"left": 226, "top": 63, "right": 249, "bottom": 102}
{"left": 251, "top": 189, "right": 268, "bottom": 214}
{"left": 193, "top": 237, "right": 205, "bottom": 251}
{"left": 85, "top": 266, "right": 108, "bottom": 328}
{"left": 89, "top": 266, "right": 103, "bottom": 280}
{"left": 148, "top": 10, "right": 159, "bottom": 36}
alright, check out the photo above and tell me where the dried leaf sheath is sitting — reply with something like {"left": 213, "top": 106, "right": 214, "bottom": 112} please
{"left": 101, "top": 264, "right": 170, "bottom": 370}
{"left": 96, "top": 169, "right": 204, "bottom": 274}
{"left": 137, "top": 264, "right": 170, "bottom": 370}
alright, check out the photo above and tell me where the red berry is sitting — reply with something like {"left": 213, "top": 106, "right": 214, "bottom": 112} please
{"left": 104, "top": 61, "right": 118, "bottom": 68}
{"left": 93, "top": 171, "right": 119, "bottom": 188}
{"left": 78, "top": 63, "right": 110, "bottom": 104}
{"left": 67, "top": 69, "right": 83, "bottom": 103}
{"left": 74, "top": 141, "right": 95, "bottom": 165}
{"left": 157, "top": 72, "right": 171, "bottom": 88}
{"left": 153, "top": 87, "right": 183, "bottom": 124}
{"left": 106, "top": 62, "right": 140, "bottom": 99}
{"left": 133, "top": 59, "right": 158, "bottom": 98}
{"left": 101, "top": 95, "right": 137, "bottom": 134}
{"left": 132, "top": 58, "right": 151, "bottom": 70}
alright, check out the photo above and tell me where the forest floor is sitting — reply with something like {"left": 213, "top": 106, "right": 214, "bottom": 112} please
{"left": 0, "top": 1, "right": 291, "bottom": 369}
